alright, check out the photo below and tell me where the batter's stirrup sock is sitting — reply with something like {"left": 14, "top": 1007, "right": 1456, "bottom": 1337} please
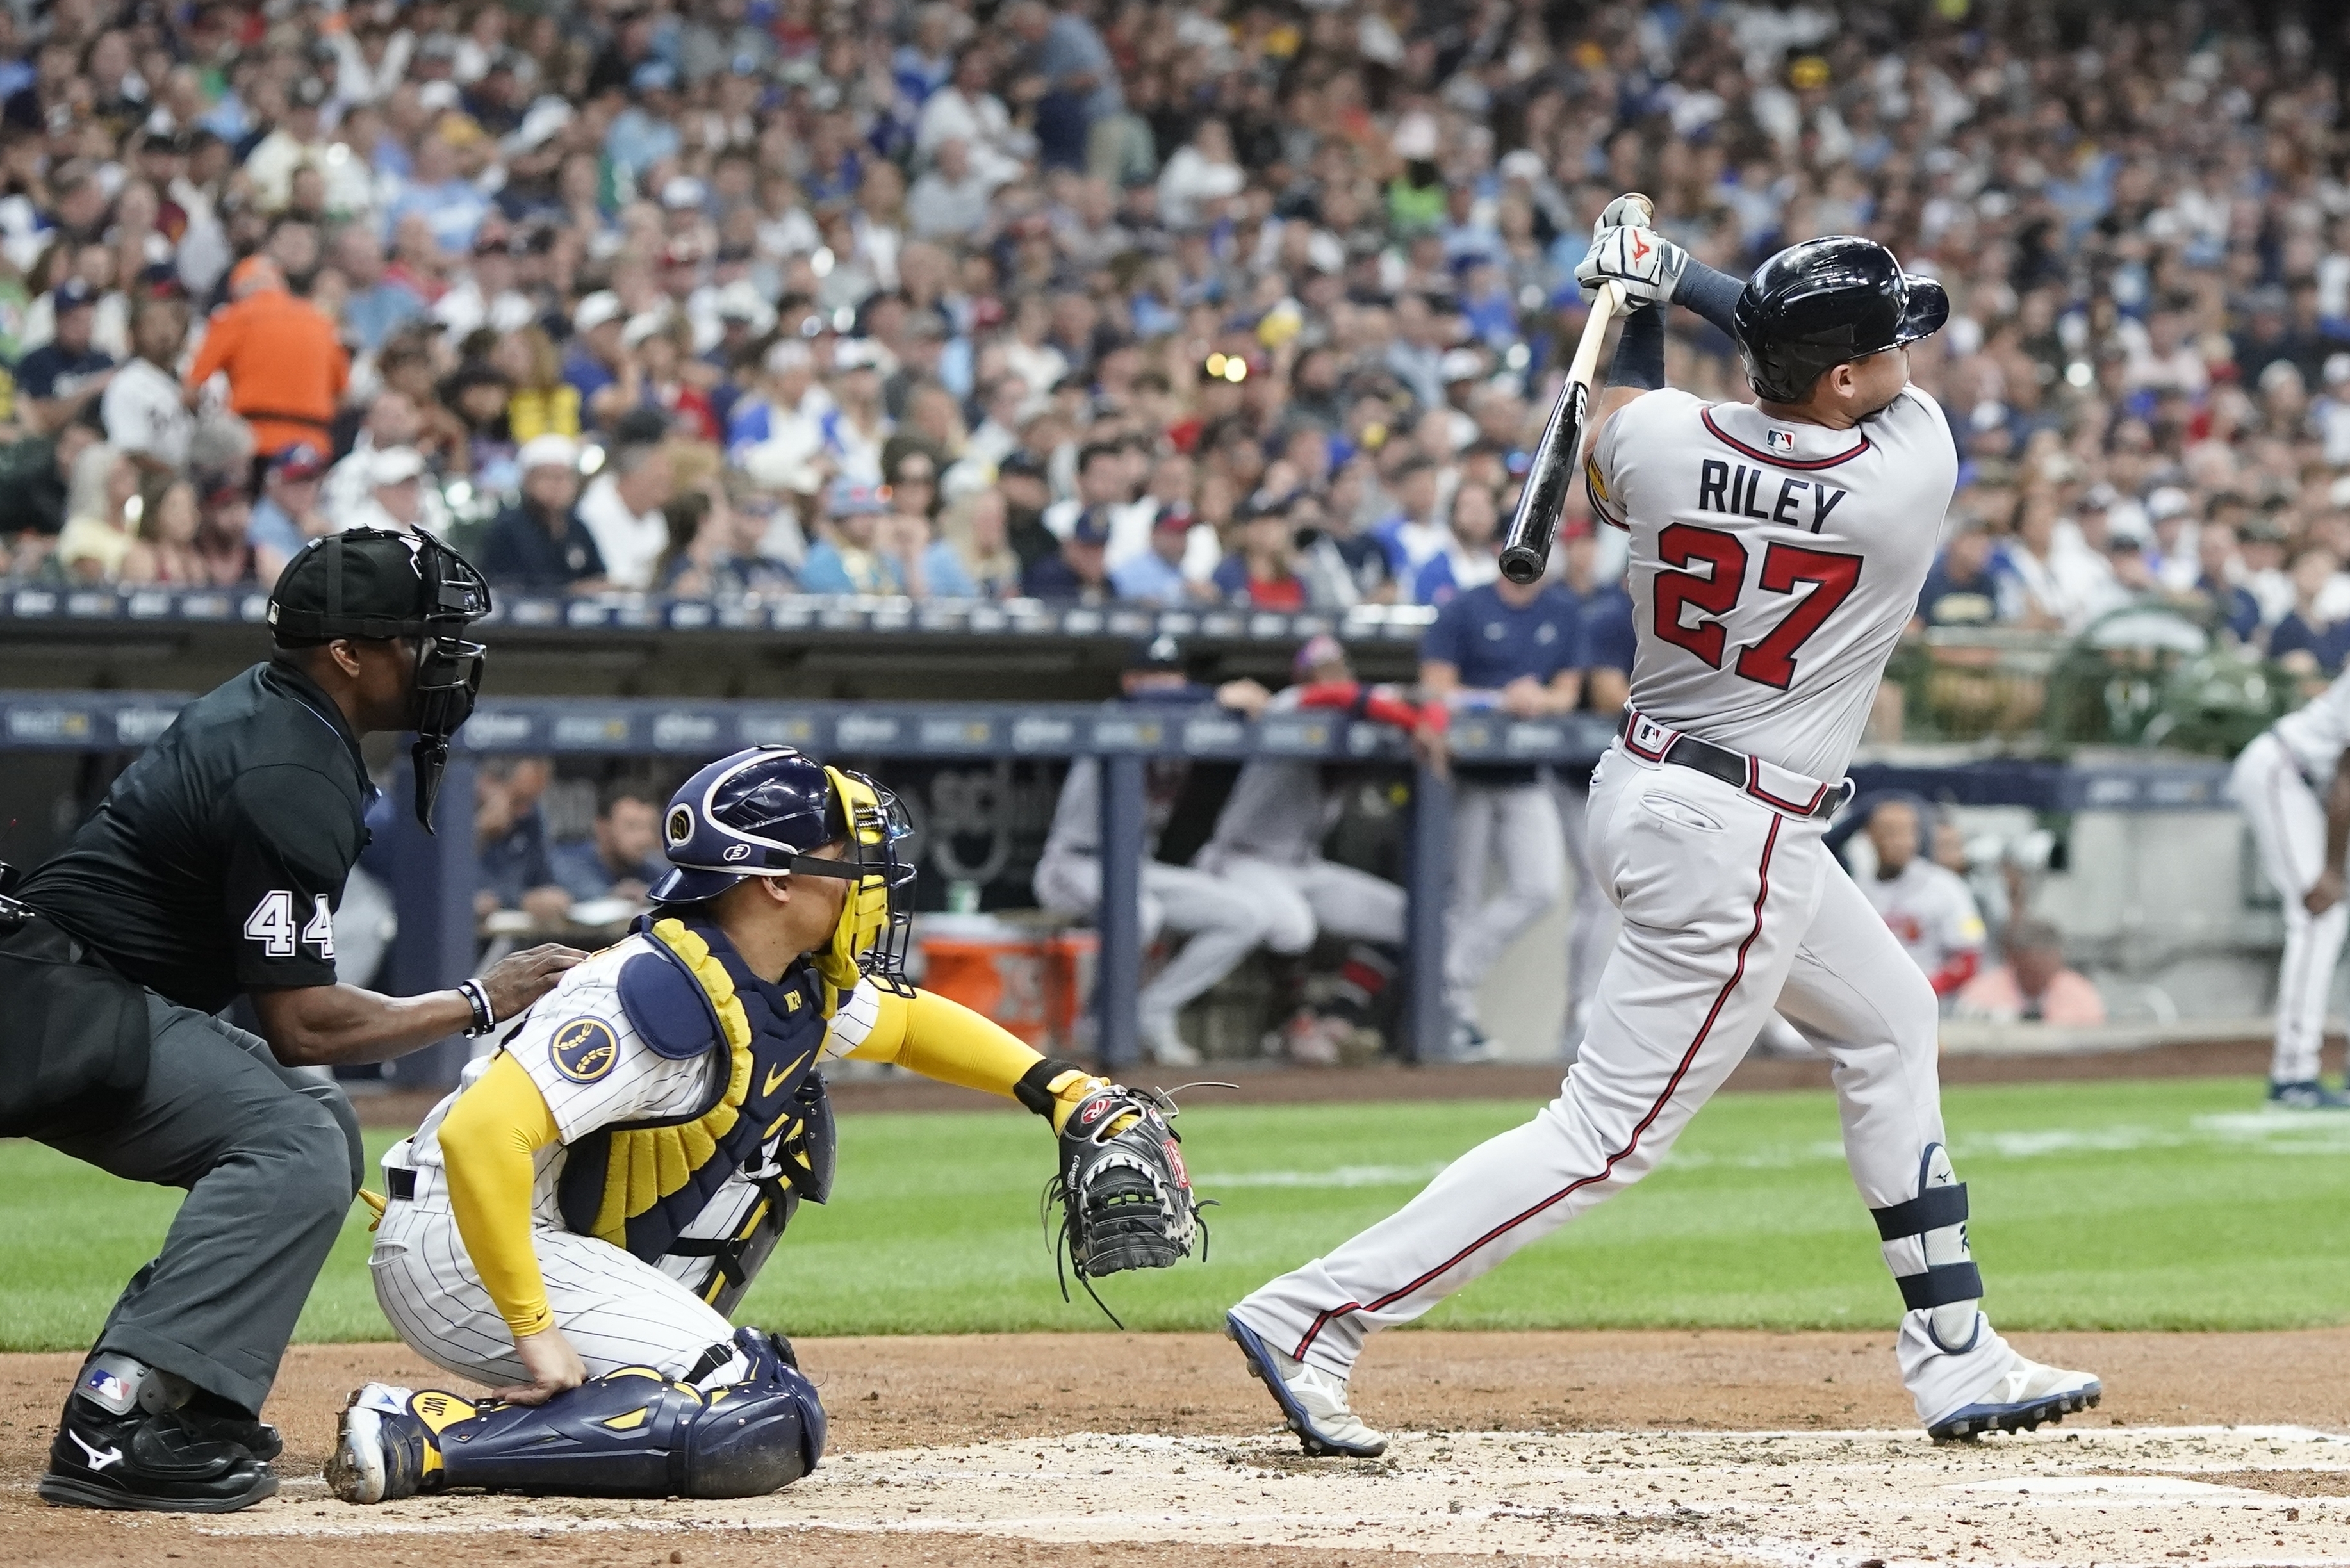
{"left": 1871, "top": 1143, "right": 1981, "bottom": 1352}
{"left": 1326, "top": 943, "right": 1397, "bottom": 1029}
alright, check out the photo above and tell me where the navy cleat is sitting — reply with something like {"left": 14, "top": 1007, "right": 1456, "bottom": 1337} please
{"left": 2270, "top": 1079, "right": 2350, "bottom": 1110}
{"left": 1225, "top": 1311, "right": 1386, "bottom": 1458}
{"left": 1926, "top": 1357, "right": 2101, "bottom": 1443}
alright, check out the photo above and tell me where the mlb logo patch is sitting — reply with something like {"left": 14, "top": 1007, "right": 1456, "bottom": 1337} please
{"left": 1766, "top": 429, "right": 1796, "bottom": 453}
{"left": 84, "top": 1368, "right": 129, "bottom": 1406}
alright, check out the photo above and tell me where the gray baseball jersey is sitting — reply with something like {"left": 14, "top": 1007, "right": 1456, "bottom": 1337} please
{"left": 2273, "top": 664, "right": 2350, "bottom": 780}
{"left": 1859, "top": 858, "right": 1985, "bottom": 980}
{"left": 1586, "top": 386, "right": 1957, "bottom": 781}
{"left": 1196, "top": 688, "right": 1340, "bottom": 869}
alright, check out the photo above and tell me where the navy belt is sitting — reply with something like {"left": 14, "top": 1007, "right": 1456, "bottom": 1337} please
{"left": 1616, "top": 709, "right": 1852, "bottom": 821}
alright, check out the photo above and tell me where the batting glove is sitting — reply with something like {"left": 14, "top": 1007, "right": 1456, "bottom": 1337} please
{"left": 1589, "top": 193, "right": 1654, "bottom": 240}
{"left": 1575, "top": 224, "right": 1687, "bottom": 309}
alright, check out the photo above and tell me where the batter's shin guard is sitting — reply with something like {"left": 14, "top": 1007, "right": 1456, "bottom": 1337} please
{"left": 1870, "top": 1143, "right": 1982, "bottom": 1353}
{"left": 434, "top": 1333, "right": 825, "bottom": 1499}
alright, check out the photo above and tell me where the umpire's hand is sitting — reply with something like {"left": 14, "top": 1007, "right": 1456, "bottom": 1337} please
{"left": 480, "top": 943, "right": 589, "bottom": 1024}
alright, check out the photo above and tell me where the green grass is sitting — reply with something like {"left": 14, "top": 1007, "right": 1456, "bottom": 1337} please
{"left": 5, "top": 1076, "right": 2347, "bottom": 1353}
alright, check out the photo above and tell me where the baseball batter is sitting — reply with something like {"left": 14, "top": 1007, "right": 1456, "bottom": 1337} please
{"left": 1225, "top": 212, "right": 2100, "bottom": 1454}
{"left": 2232, "top": 664, "right": 2350, "bottom": 1106}
{"left": 328, "top": 747, "right": 1201, "bottom": 1503}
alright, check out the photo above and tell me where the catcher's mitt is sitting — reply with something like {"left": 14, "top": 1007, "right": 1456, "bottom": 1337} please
{"left": 1042, "top": 1082, "right": 1208, "bottom": 1325}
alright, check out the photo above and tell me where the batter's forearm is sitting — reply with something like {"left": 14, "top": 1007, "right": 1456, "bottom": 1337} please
{"left": 251, "top": 982, "right": 476, "bottom": 1067}
{"left": 1668, "top": 258, "right": 1744, "bottom": 338}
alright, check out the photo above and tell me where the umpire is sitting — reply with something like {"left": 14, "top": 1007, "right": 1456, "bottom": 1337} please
{"left": 3, "top": 528, "right": 583, "bottom": 1514}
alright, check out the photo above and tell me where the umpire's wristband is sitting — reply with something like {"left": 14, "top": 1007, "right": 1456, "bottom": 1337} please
{"left": 458, "top": 977, "right": 497, "bottom": 1038}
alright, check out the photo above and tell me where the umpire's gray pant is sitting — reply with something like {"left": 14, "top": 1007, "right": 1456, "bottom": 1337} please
{"left": 38, "top": 993, "right": 365, "bottom": 1416}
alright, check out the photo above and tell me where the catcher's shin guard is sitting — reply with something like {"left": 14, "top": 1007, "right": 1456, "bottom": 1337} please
{"left": 336, "top": 1330, "right": 825, "bottom": 1502}
{"left": 1872, "top": 1143, "right": 1982, "bottom": 1351}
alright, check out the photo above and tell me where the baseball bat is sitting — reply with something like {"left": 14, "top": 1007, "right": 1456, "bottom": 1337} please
{"left": 1499, "top": 278, "right": 1625, "bottom": 585}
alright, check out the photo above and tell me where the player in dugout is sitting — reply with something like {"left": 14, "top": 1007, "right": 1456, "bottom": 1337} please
{"left": 328, "top": 746, "right": 1203, "bottom": 1505}
{"left": 5, "top": 530, "right": 582, "bottom": 1514}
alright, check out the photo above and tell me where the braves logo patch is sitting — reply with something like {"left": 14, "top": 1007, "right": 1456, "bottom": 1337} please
{"left": 550, "top": 1017, "right": 620, "bottom": 1084}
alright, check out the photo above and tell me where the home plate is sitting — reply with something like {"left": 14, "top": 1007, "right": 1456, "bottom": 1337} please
{"left": 202, "top": 1425, "right": 2350, "bottom": 1565}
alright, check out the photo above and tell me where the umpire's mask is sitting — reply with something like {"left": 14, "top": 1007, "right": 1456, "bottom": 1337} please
{"left": 268, "top": 528, "right": 493, "bottom": 830}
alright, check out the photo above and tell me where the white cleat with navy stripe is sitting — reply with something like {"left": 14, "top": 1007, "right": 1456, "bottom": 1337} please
{"left": 1226, "top": 1312, "right": 1388, "bottom": 1458}
{"left": 1925, "top": 1355, "right": 2101, "bottom": 1442}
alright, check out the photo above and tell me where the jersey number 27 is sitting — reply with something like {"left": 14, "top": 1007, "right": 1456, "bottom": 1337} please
{"left": 244, "top": 890, "right": 337, "bottom": 961}
{"left": 1652, "top": 523, "right": 1862, "bottom": 690}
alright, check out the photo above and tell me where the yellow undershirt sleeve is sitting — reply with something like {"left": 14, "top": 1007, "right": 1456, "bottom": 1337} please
{"left": 840, "top": 988, "right": 1044, "bottom": 1098}
{"left": 439, "top": 1050, "right": 564, "bottom": 1341}
{"left": 840, "top": 988, "right": 1115, "bottom": 1132}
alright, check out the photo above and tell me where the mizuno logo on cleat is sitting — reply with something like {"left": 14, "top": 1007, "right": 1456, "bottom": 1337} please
{"left": 69, "top": 1432, "right": 123, "bottom": 1471}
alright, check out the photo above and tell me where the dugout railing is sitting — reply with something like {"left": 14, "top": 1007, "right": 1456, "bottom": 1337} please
{"left": 0, "top": 690, "right": 2242, "bottom": 1084}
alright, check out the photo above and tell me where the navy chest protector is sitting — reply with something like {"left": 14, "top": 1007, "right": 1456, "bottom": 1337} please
{"left": 557, "top": 916, "right": 835, "bottom": 1309}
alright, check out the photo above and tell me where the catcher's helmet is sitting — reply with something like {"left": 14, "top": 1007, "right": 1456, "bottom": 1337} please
{"left": 651, "top": 745, "right": 916, "bottom": 993}
{"left": 1732, "top": 236, "right": 1949, "bottom": 405}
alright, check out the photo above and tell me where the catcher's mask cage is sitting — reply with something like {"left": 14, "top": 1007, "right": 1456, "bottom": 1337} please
{"left": 652, "top": 746, "right": 917, "bottom": 995}
{"left": 267, "top": 528, "right": 492, "bottom": 831}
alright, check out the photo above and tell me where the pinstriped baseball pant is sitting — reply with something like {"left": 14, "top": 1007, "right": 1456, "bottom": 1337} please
{"left": 368, "top": 1195, "right": 743, "bottom": 1391}
{"left": 1235, "top": 745, "right": 2027, "bottom": 1426}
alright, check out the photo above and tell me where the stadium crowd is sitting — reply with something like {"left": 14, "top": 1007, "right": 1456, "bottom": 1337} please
{"left": 0, "top": 0, "right": 2333, "bottom": 664}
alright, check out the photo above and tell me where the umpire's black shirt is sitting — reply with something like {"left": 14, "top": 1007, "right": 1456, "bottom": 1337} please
{"left": 23, "top": 660, "right": 372, "bottom": 1013}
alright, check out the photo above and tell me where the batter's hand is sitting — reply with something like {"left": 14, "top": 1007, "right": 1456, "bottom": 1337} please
{"left": 479, "top": 943, "right": 589, "bottom": 1025}
{"left": 1577, "top": 225, "right": 1687, "bottom": 309}
{"left": 1590, "top": 192, "right": 1655, "bottom": 240}
{"left": 493, "top": 1325, "right": 587, "bottom": 1406}
{"left": 2306, "top": 868, "right": 2346, "bottom": 916}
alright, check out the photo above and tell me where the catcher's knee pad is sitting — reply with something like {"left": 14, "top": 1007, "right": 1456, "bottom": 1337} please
{"left": 1871, "top": 1143, "right": 1982, "bottom": 1352}
{"left": 433, "top": 1333, "right": 824, "bottom": 1499}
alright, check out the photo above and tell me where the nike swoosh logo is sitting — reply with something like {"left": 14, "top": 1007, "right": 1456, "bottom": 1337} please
{"left": 70, "top": 1431, "right": 123, "bottom": 1472}
{"left": 762, "top": 1063, "right": 789, "bottom": 1095}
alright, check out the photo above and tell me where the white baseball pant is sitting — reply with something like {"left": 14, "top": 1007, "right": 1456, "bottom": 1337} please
{"left": 2233, "top": 731, "right": 2346, "bottom": 1084}
{"left": 1446, "top": 778, "right": 1566, "bottom": 1025}
{"left": 1033, "top": 853, "right": 1266, "bottom": 1039}
{"left": 1552, "top": 772, "right": 1618, "bottom": 1045}
{"left": 1236, "top": 745, "right": 2029, "bottom": 1426}
{"left": 1215, "top": 854, "right": 1406, "bottom": 954}
{"left": 367, "top": 1179, "right": 748, "bottom": 1392}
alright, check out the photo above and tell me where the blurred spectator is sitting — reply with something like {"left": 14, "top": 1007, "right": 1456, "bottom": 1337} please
{"left": 331, "top": 227, "right": 425, "bottom": 354}
{"left": 0, "top": 418, "right": 101, "bottom": 543}
{"left": 101, "top": 298, "right": 192, "bottom": 474}
{"left": 575, "top": 442, "right": 676, "bottom": 592}
{"left": 2182, "top": 523, "right": 2262, "bottom": 645}
{"left": 473, "top": 756, "right": 570, "bottom": 924}
{"left": 939, "top": 489, "right": 1021, "bottom": 600}
{"left": 19, "top": 279, "right": 113, "bottom": 435}
{"left": 881, "top": 448, "right": 973, "bottom": 598}
{"left": 185, "top": 256, "right": 347, "bottom": 461}
{"left": 1955, "top": 919, "right": 2107, "bottom": 1027}
{"left": 550, "top": 783, "right": 666, "bottom": 904}
{"left": 1409, "top": 482, "right": 1501, "bottom": 607}
{"left": 800, "top": 480, "right": 903, "bottom": 596}
{"left": 2267, "top": 548, "right": 2344, "bottom": 673}
{"left": 56, "top": 442, "right": 138, "bottom": 584}
{"left": 505, "top": 327, "right": 582, "bottom": 444}
{"left": 191, "top": 473, "right": 255, "bottom": 587}
{"left": 120, "top": 473, "right": 202, "bottom": 586}
{"left": 1113, "top": 505, "right": 1201, "bottom": 606}
{"left": 1212, "top": 499, "right": 1308, "bottom": 610}
{"left": 247, "top": 444, "right": 332, "bottom": 586}
{"left": 1022, "top": 507, "right": 1110, "bottom": 602}
{"left": 340, "top": 446, "right": 431, "bottom": 536}
{"left": 479, "top": 435, "right": 605, "bottom": 596}
{"left": 1856, "top": 798, "right": 1987, "bottom": 1008}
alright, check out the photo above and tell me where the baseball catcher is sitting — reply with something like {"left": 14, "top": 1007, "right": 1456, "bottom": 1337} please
{"left": 329, "top": 745, "right": 1201, "bottom": 1504}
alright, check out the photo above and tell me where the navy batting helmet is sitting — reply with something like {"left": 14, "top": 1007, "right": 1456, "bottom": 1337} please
{"left": 651, "top": 746, "right": 916, "bottom": 993}
{"left": 1732, "top": 236, "right": 1949, "bottom": 406}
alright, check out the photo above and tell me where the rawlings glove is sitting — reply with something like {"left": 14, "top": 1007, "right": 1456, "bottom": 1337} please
{"left": 1590, "top": 192, "right": 1656, "bottom": 240}
{"left": 1576, "top": 224, "right": 1687, "bottom": 309}
{"left": 1019, "top": 1063, "right": 1208, "bottom": 1325}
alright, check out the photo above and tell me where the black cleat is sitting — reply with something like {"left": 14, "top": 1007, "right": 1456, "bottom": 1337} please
{"left": 38, "top": 1398, "right": 279, "bottom": 1513}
